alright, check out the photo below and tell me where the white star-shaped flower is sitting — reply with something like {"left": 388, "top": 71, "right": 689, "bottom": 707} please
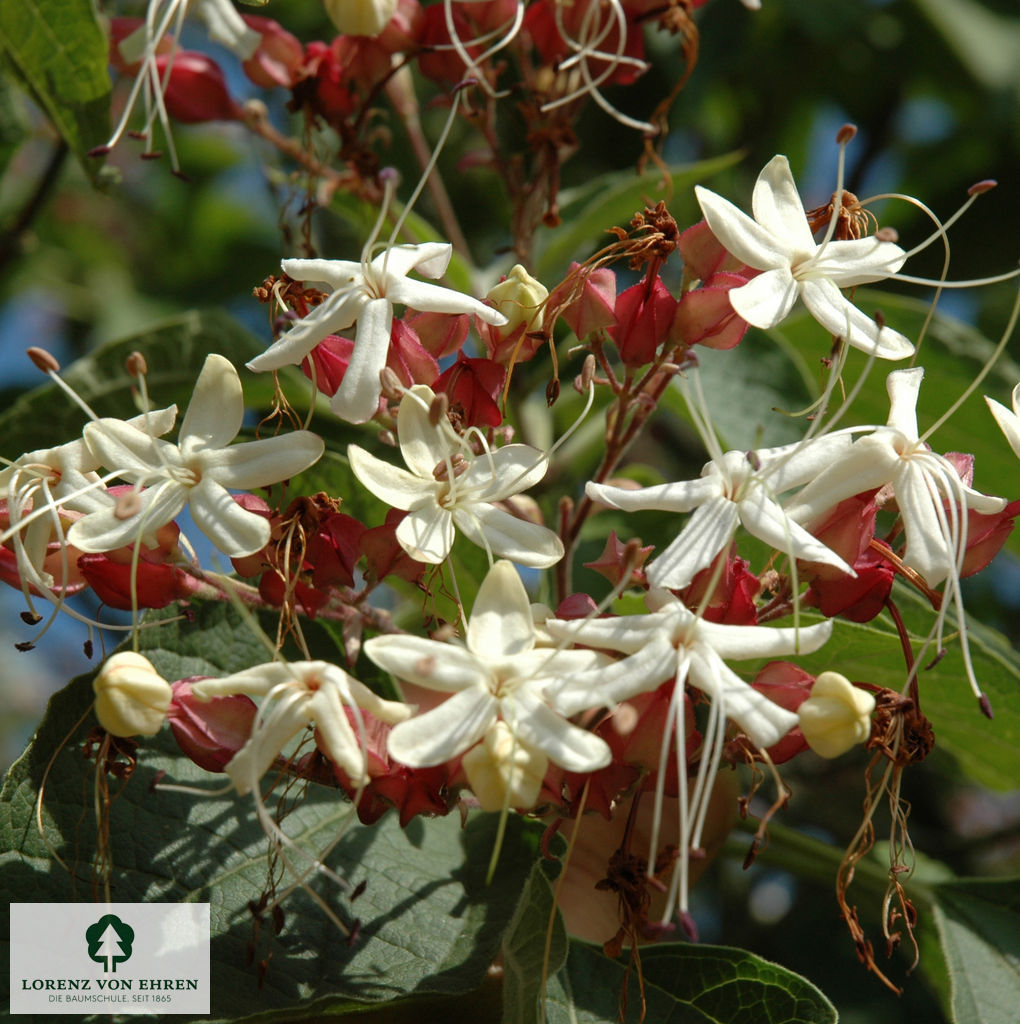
{"left": 247, "top": 244, "right": 508, "bottom": 423}
{"left": 786, "top": 368, "right": 1006, "bottom": 587}
{"left": 695, "top": 155, "right": 913, "bottom": 359}
{"left": 348, "top": 385, "right": 564, "bottom": 567}
{"left": 587, "top": 433, "right": 854, "bottom": 590}
{"left": 365, "top": 560, "right": 611, "bottom": 809}
{"left": 67, "top": 354, "right": 324, "bottom": 558}
{"left": 544, "top": 591, "right": 833, "bottom": 749}
{"left": 191, "top": 659, "right": 412, "bottom": 792}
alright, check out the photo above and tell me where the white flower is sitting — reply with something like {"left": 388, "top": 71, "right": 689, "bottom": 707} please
{"left": 695, "top": 155, "right": 913, "bottom": 359}
{"left": 544, "top": 590, "right": 833, "bottom": 749}
{"left": 1, "top": 406, "right": 177, "bottom": 592}
{"left": 587, "top": 433, "right": 854, "bottom": 590}
{"left": 322, "top": 0, "right": 398, "bottom": 37}
{"left": 67, "top": 354, "right": 324, "bottom": 558}
{"left": 544, "top": 590, "right": 832, "bottom": 922}
{"left": 348, "top": 385, "right": 564, "bottom": 567}
{"left": 985, "top": 383, "right": 1020, "bottom": 458}
{"left": 191, "top": 660, "right": 412, "bottom": 793}
{"left": 364, "top": 560, "right": 611, "bottom": 807}
{"left": 247, "top": 244, "right": 508, "bottom": 423}
{"left": 797, "top": 671, "right": 875, "bottom": 758}
{"left": 786, "top": 368, "right": 1006, "bottom": 588}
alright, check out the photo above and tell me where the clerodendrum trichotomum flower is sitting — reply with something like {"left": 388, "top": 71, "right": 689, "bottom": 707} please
{"left": 348, "top": 385, "right": 564, "bottom": 567}
{"left": 365, "top": 560, "right": 611, "bottom": 811}
{"left": 587, "top": 434, "right": 855, "bottom": 590}
{"left": 68, "top": 354, "right": 324, "bottom": 559}
{"left": 247, "top": 243, "right": 508, "bottom": 423}
{"left": 191, "top": 660, "right": 412, "bottom": 793}
{"left": 695, "top": 154, "right": 913, "bottom": 359}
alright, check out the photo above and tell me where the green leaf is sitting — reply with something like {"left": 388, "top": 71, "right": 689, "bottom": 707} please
{"left": 0, "top": 310, "right": 263, "bottom": 457}
{"left": 0, "top": 0, "right": 111, "bottom": 182}
{"left": 544, "top": 941, "right": 838, "bottom": 1024}
{"left": 0, "top": 601, "right": 547, "bottom": 1022}
{"left": 534, "top": 152, "right": 744, "bottom": 280}
{"left": 929, "top": 878, "right": 1020, "bottom": 1024}
{"left": 502, "top": 854, "right": 568, "bottom": 1024}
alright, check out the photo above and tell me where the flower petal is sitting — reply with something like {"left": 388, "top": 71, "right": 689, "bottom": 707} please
{"left": 510, "top": 690, "right": 612, "bottom": 772}
{"left": 698, "top": 617, "right": 833, "bottom": 662}
{"left": 810, "top": 236, "right": 907, "bottom": 286}
{"left": 331, "top": 295, "right": 393, "bottom": 423}
{"left": 67, "top": 482, "right": 188, "bottom": 553}
{"left": 586, "top": 475, "right": 721, "bottom": 514}
{"left": 751, "top": 154, "right": 815, "bottom": 257}
{"left": 985, "top": 394, "right": 1020, "bottom": 459}
{"left": 189, "top": 478, "right": 271, "bottom": 557}
{"left": 365, "top": 634, "right": 486, "bottom": 692}
{"left": 202, "top": 431, "right": 324, "bottom": 491}
{"left": 695, "top": 186, "right": 791, "bottom": 272}
{"left": 799, "top": 279, "right": 914, "bottom": 359}
{"left": 646, "top": 496, "right": 739, "bottom": 589}
{"left": 398, "top": 503, "right": 455, "bottom": 562}
{"left": 467, "top": 560, "right": 535, "bottom": 658}
{"left": 396, "top": 385, "right": 460, "bottom": 477}
{"left": 179, "top": 354, "right": 243, "bottom": 455}
{"left": 388, "top": 276, "right": 507, "bottom": 327}
{"left": 727, "top": 266, "right": 800, "bottom": 329}
{"left": 453, "top": 503, "right": 563, "bottom": 568}
{"left": 387, "top": 687, "right": 496, "bottom": 766}
{"left": 348, "top": 444, "right": 434, "bottom": 510}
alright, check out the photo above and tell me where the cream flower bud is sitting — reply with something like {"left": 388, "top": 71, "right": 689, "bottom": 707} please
{"left": 797, "top": 671, "right": 875, "bottom": 758}
{"left": 323, "top": 0, "right": 398, "bottom": 37}
{"left": 461, "top": 722, "right": 548, "bottom": 812}
{"left": 486, "top": 265, "right": 548, "bottom": 338}
{"left": 93, "top": 652, "right": 172, "bottom": 738}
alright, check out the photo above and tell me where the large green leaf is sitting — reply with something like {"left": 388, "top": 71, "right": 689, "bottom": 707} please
{"left": 0, "top": 310, "right": 263, "bottom": 458}
{"left": 929, "top": 878, "right": 1020, "bottom": 1024}
{"left": 544, "top": 941, "right": 838, "bottom": 1024}
{"left": 0, "top": 601, "right": 547, "bottom": 1022}
{"left": 0, "top": 0, "right": 110, "bottom": 182}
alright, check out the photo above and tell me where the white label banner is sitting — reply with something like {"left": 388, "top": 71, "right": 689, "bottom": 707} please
{"left": 10, "top": 903, "right": 210, "bottom": 1015}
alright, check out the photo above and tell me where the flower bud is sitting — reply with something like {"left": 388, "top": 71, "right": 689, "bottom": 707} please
{"left": 486, "top": 265, "right": 549, "bottom": 338}
{"left": 156, "top": 52, "right": 244, "bottom": 123}
{"left": 324, "top": 0, "right": 398, "bottom": 36}
{"left": 797, "top": 672, "right": 875, "bottom": 758}
{"left": 93, "top": 652, "right": 172, "bottom": 737}
{"left": 462, "top": 722, "right": 548, "bottom": 811}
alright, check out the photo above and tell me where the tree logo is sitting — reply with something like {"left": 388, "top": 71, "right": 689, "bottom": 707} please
{"left": 85, "top": 914, "right": 134, "bottom": 973}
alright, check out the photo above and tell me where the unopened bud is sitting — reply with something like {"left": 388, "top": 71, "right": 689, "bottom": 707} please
{"left": 126, "top": 351, "right": 148, "bottom": 377}
{"left": 486, "top": 265, "right": 549, "bottom": 338}
{"left": 836, "top": 123, "right": 857, "bottom": 145}
{"left": 461, "top": 721, "right": 548, "bottom": 812}
{"left": 323, "top": 0, "right": 397, "bottom": 36}
{"left": 797, "top": 671, "right": 875, "bottom": 758}
{"left": 27, "top": 347, "right": 60, "bottom": 374}
{"left": 968, "top": 179, "right": 997, "bottom": 196}
{"left": 93, "top": 651, "right": 172, "bottom": 737}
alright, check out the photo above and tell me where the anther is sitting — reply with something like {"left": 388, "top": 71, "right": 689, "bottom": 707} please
{"left": 432, "top": 454, "right": 467, "bottom": 481}
{"left": 26, "top": 347, "right": 60, "bottom": 374}
{"left": 428, "top": 392, "right": 449, "bottom": 427}
{"left": 114, "top": 491, "right": 143, "bottom": 521}
{"left": 836, "top": 123, "right": 858, "bottom": 145}
{"left": 88, "top": 145, "right": 112, "bottom": 158}
{"left": 126, "top": 351, "right": 148, "bottom": 377}
{"left": 580, "top": 353, "right": 596, "bottom": 390}
{"left": 967, "top": 179, "right": 997, "bottom": 196}
{"left": 874, "top": 310, "right": 887, "bottom": 329}
{"left": 875, "top": 226, "right": 899, "bottom": 243}
{"left": 20, "top": 611, "right": 43, "bottom": 625}
{"left": 379, "top": 366, "right": 404, "bottom": 402}
{"left": 978, "top": 693, "right": 994, "bottom": 719}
